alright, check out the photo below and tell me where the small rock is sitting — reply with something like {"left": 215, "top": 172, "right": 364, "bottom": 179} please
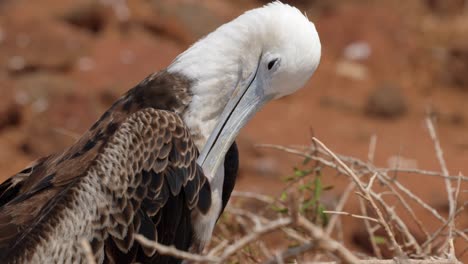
{"left": 428, "top": 108, "right": 465, "bottom": 126}
{"left": 61, "top": 2, "right": 107, "bottom": 34}
{"left": 445, "top": 45, "right": 468, "bottom": 90}
{"left": 425, "top": 0, "right": 467, "bottom": 16}
{"left": 0, "top": 79, "right": 18, "bottom": 132}
{"left": 0, "top": 104, "right": 21, "bottom": 131}
{"left": 100, "top": 0, "right": 130, "bottom": 22}
{"left": 364, "top": 84, "right": 407, "bottom": 119}
{"left": 31, "top": 98, "right": 49, "bottom": 113}
{"left": 336, "top": 60, "right": 368, "bottom": 80}
{"left": 343, "top": 41, "right": 371, "bottom": 61}
{"left": 77, "top": 56, "right": 95, "bottom": 71}
{"left": 7, "top": 56, "right": 26, "bottom": 71}
{"left": 15, "top": 90, "right": 30, "bottom": 105}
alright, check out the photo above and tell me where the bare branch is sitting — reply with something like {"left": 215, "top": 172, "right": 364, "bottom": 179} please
{"left": 231, "top": 191, "right": 274, "bottom": 204}
{"left": 312, "top": 137, "right": 405, "bottom": 257}
{"left": 219, "top": 217, "right": 292, "bottom": 260}
{"left": 359, "top": 197, "right": 382, "bottom": 258}
{"left": 325, "top": 182, "right": 355, "bottom": 235}
{"left": 324, "top": 210, "right": 380, "bottom": 224}
{"left": 134, "top": 235, "right": 220, "bottom": 263}
{"left": 256, "top": 144, "right": 468, "bottom": 181}
{"left": 425, "top": 117, "right": 455, "bottom": 255}
{"left": 298, "top": 215, "right": 360, "bottom": 263}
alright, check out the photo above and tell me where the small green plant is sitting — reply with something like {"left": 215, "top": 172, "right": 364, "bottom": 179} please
{"left": 277, "top": 157, "right": 333, "bottom": 227}
{"left": 372, "top": 235, "right": 387, "bottom": 245}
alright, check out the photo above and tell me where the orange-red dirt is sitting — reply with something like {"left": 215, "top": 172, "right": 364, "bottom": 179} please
{"left": 0, "top": 0, "right": 466, "bottom": 261}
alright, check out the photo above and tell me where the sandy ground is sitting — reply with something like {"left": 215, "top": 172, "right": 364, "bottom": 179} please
{"left": 0, "top": 0, "right": 466, "bottom": 261}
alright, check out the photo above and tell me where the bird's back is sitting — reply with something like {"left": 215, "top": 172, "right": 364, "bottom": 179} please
{"left": 0, "top": 72, "right": 212, "bottom": 263}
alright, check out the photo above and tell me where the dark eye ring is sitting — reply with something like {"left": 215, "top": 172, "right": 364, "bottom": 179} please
{"left": 267, "top": 58, "right": 278, "bottom": 70}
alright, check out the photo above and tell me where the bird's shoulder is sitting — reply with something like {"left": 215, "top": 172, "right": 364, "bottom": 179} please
{"left": 0, "top": 70, "right": 193, "bottom": 213}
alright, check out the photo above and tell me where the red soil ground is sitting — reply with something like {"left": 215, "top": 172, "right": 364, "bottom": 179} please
{"left": 0, "top": 0, "right": 466, "bottom": 261}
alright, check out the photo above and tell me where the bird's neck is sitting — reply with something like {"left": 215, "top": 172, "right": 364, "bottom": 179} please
{"left": 168, "top": 23, "right": 260, "bottom": 151}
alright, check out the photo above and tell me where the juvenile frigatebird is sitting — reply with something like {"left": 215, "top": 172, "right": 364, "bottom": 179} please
{"left": 0, "top": 2, "right": 321, "bottom": 263}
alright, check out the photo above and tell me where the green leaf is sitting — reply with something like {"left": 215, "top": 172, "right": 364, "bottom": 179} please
{"left": 372, "top": 236, "right": 386, "bottom": 244}
{"left": 271, "top": 205, "right": 288, "bottom": 214}
{"left": 280, "top": 191, "right": 288, "bottom": 201}
{"left": 313, "top": 175, "right": 322, "bottom": 201}
{"left": 294, "top": 167, "right": 312, "bottom": 178}
{"left": 284, "top": 175, "right": 296, "bottom": 182}
{"left": 317, "top": 204, "right": 329, "bottom": 226}
{"left": 300, "top": 198, "right": 316, "bottom": 212}
{"left": 299, "top": 182, "right": 312, "bottom": 191}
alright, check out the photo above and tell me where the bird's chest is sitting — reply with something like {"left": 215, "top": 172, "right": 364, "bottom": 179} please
{"left": 190, "top": 165, "right": 224, "bottom": 252}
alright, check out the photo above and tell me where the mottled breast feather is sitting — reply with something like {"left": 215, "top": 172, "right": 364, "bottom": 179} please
{"left": 0, "top": 72, "right": 215, "bottom": 263}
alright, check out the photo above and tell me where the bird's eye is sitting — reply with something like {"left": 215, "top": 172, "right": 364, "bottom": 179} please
{"left": 267, "top": 58, "right": 278, "bottom": 70}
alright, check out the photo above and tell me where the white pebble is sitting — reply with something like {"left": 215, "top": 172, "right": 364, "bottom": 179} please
{"left": 77, "top": 57, "right": 95, "bottom": 71}
{"left": 343, "top": 41, "right": 371, "bottom": 61}
{"left": 8, "top": 56, "right": 26, "bottom": 71}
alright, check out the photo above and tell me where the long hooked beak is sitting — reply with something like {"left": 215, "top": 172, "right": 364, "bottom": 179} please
{"left": 197, "top": 62, "right": 273, "bottom": 180}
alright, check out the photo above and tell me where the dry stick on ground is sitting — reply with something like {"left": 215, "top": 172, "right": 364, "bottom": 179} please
{"left": 312, "top": 137, "right": 405, "bottom": 257}
{"left": 258, "top": 144, "right": 468, "bottom": 182}
{"left": 271, "top": 259, "right": 460, "bottom": 264}
{"left": 226, "top": 206, "right": 310, "bottom": 245}
{"left": 323, "top": 210, "right": 380, "bottom": 224}
{"left": 385, "top": 181, "right": 430, "bottom": 244}
{"left": 257, "top": 142, "right": 467, "bottom": 255}
{"left": 259, "top": 142, "right": 414, "bottom": 256}
{"left": 264, "top": 215, "right": 361, "bottom": 264}
{"left": 330, "top": 146, "right": 466, "bottom": 241}
{"left": 274, "top": 142, "right": 466, "bottom": 235}
{"left": 421, "top": 205, "right": 467, "bottom": 253}
{"left": 356, "top": 171, "right": 423, "bottom": 255}
{"left": 425, "top": 117, "right": 456, "bottom": 257}
{"left": 364, "top": 134, "right": 383, "bottom": 259}
{"left": 134, "top": 121, "right": 464, "bottom": 264}
{"left": 207, "top": 240, "right": 228, "bottom": 257}
{"left": 231, "top": 191, "right": 274, "bottom": 204}
{"left": 315, "top": 143, "right": 426, "bottom": 255}
{"left": 264, "top": 214, "right": 462, "bottom": 264}
{"left": 137, "top": 217, "right": 292, "bottom": 264}
{"left": 255, "top": 131, "right": 465, "bottom": 262}
{"left": 135, "top": 235, "right": 220, "bottom": 263}
{"left": 369, "top": 191, "right": 423, "bottom": 255}
{"left": 359, "top": 197, "right": 383, "bottom": 258}
{"left": 218, "top": 217, "right": 291, "bottom": 261}
{"left": 325, "top": 182, "right": 356, "bottom": 235}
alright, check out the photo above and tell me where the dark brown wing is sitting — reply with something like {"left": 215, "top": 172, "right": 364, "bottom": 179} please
{"left": 90, "top": 109, "right": 211, "bottom": 264}
{"left": 0, "top": 71, "right": 210, "bottom": 263}
{"left": 0, "top": 86, "right": 136, "bottom": 251}
{"left": 95, "top": 109, "right": 211, "bottom": 264}
{"left": 0, "top": 107, "right": 210, "bottom": 263}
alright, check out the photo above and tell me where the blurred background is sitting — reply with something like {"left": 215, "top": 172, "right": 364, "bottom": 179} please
{"left": 0, "top": 0, "right": 467, "bottom": 260}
